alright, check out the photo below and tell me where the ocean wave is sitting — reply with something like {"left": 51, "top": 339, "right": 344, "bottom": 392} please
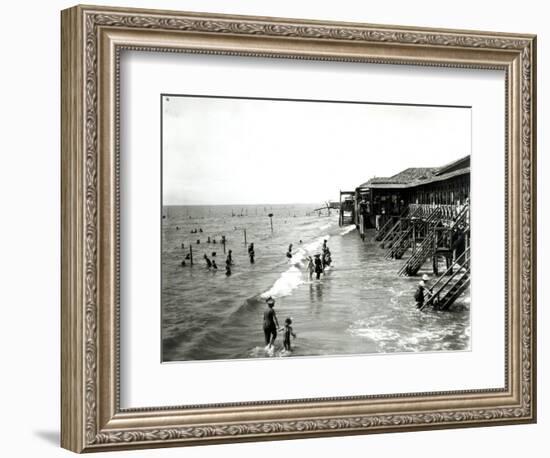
{"left": 340, "top": 225, "right": 356, "bottom": 235}
{"left": 260, "top": 266, "right": 304, "bottom": 299}
{"left": 348, "top": 321, "right": 401, "bottom": 342}
{"left": 260, "top": 234, "right": 331, "bottom": 299}
{"left": 303, "top": 234, "right": 331, "bottom": 253}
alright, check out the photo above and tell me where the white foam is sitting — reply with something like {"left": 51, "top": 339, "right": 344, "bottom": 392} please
{"left": 340, "top": 225, "right": 356, "bottom": 235}
{"left": 261, "top": 266, "right": 304, "bottom": 299}
{"left": 260, "top": 234, "right": 333, "bottom": 300}
{"left": 348, "top": 325, "right": 401, "bottom": 342}
{"left": 303, "top": 234, "right": 330, "bottom": 253}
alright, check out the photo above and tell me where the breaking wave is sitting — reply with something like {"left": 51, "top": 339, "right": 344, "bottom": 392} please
{"left": 260, "top": 234, "right": 331, "bottom": 299}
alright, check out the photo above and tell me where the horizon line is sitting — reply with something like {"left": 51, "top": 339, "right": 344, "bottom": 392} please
{"left": 163, "top": 202, "right": 333, "bottom": 207}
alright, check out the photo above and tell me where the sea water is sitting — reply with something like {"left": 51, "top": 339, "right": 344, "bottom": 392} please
{"left": 162, "top": 204, "right": 470, "bottom": 361}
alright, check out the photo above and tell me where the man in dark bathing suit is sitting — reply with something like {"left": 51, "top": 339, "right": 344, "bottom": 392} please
{"left": 263, "top": 297, "right": 279, "bottom": 347}
{"left": 314, "top": 254, "right": 324, "bottom": 280}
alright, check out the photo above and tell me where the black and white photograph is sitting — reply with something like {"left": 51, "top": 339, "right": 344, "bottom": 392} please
{"left": 161, "top": 95, "right": 471, "bottom": 362}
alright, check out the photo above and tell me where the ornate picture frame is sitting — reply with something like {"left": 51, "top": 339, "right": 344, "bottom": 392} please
{"left": 61, "top": 4, "right": 536, "bottom": 453}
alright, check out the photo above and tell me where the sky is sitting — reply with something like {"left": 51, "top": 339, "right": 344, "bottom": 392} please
{"left": 162, "top": 95, "right": 471, "bottom": 206}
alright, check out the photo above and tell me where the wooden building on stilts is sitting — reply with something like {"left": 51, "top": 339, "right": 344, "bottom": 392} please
{"left": 352, "top": 155, "right": 471, "bottom": 311}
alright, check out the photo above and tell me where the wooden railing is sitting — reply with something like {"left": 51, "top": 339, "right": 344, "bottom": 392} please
{"left": 420, "top": 248, "right": 470, "bottom": 311}
{"left": 408, "top": 204, "right": 465, "bottom": 221}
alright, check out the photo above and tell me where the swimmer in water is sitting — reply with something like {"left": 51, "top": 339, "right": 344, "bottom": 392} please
{"left": 203, "top": 254, "right": 212, "bottom": 269}
{"left": 248, "top": 243, "right": 255, "bottom": 264}
{"left": 262, "top": 297, "right": 279, "bottom": 348}
{"left": 306, "top": 256, "right": 314, "bottom": 280}
{"left": 314, "top": 254, "right": 323, "bottom": 280}
{"left": 212, "top": 260, "right": 218, "bottom": 270}
{"left": 279, "top": 317, "right": 297, "bottom": 351}
{"left": 415, "top": 275, "right": 432, "bottom": 309}
{"left": 323, "top": 249, "right": 332, "bottom": 269}
{"left": 286, "top": 243, "right": 293, "bottom": 259}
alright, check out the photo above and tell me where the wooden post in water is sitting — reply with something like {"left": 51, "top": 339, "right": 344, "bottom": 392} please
{"left": 222, "top": 235, "right": 226, "bottom": 254}
{"left": 189, "top": 245, "right": 193, "bottom": 266}
{"left": 244, "top": 229, "right": 247, "bottom": 246}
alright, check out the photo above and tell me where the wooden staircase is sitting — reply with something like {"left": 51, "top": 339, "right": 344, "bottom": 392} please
{"left": 379, "top": 206, "right": 422, "bottom": 249}
{"left": 375, "top": 208, "right": 408, "bottom": 242}
{"left": 388, "top": 206, "right": 442, "bottom": 262}
{"left": 385, "top": 225, "right": 412, "bottom": 259}
{"left": 420, "top": 249, "right": 470, "bottom": 311}
{"left": 398, "top": 230, "right": 435, "bottom": 275}
{"left": 399, "top": 204, "right": 469, "bottom": 277}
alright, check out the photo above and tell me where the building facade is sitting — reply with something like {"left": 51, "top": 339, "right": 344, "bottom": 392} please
{"left": 354, "top": 155, "right": 470, "bottom": 231}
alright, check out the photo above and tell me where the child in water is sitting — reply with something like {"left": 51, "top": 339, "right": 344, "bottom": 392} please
{"left": 280, "top": 317, "right": 297, "bottom": 351}
{"left": 306, "top": 256, "right": 314, "bottom": 280}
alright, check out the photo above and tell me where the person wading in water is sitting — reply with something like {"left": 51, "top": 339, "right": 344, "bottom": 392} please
{"left": 306, "top": 256, "right": 314, "bottom": 280}
{"left": 203, "top": 254, "right": 212, "bottom": 269}
{"left": 286, "top": 244, "right": 293, "bottom": 259}
{"left": 314, "top": 254, "right": 324, "bottom": 280}
{"left": 279, "top": 317, "right": 297, "bottom": 352}
{"left": 414, "top": 274, "right": 432, "bottom": 309}
{"left": 248, "top": 243, "right": 255, "bottom": 264}
{"left": 263, "top": 297, "right": 279, "bottom": 348}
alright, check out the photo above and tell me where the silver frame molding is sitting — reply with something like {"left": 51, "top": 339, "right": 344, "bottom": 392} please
{"left": 61, "top": 4, "right": 537, "bottom": 453}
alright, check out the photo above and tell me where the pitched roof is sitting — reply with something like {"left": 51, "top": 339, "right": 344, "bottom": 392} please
{"left": 434, "top": 155, "right": 470, "bottom": 176}
{"left": 358, "top": 155, "right": 470, "bottom": 190}
{"left": 359, "top": 167, "right": 436, "bottom": 188}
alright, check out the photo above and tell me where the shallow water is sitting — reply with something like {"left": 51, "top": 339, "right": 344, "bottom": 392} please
{"left": 162, "top": 204, "right": 470, "bottom": 361}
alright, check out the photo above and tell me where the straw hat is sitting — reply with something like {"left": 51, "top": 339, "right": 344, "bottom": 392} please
{"left": 422, "top": 274, "right": 430, "bottom": 281}
{"left": 266, "top": 297, "right": 275, "bottom": 305}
